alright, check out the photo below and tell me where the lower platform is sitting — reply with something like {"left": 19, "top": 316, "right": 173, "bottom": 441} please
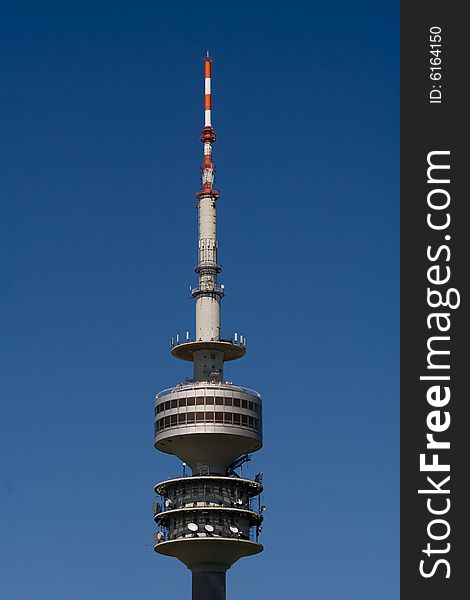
{"left": 154, "top": 537, "right": 263, "bottom": 570}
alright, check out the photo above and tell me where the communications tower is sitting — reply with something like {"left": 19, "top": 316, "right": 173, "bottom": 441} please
{"left": 152, "top": 54, "right": 264, "bottom": 600}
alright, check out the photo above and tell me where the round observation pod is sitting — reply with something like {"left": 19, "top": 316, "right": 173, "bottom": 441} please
{"left": 154, "top": 382, "right": 262, "bottom": 474}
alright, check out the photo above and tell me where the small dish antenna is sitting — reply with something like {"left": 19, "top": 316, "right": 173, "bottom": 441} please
{"left": 204, "top": 524, "right": 214, "bottom": 533}
{"left": 153, "top": 531, "right": 164, "bottom": 543}
{"left": 188, "top": 523, "right": 198, "bottom": 532}
{"left": 229, "top": 526, "right": 239, "bottom": 534}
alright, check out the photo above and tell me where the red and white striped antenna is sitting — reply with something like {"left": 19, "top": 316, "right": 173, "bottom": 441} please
{"left": 204, "top": 50, "right": 212, "bottom": 127}
{"left": 197, "top": 52, "right": 219, "bottom": 199}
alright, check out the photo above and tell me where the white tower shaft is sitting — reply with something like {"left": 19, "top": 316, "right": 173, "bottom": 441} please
{"left": 195, "top": 195, "right": 221, "bottom": 342}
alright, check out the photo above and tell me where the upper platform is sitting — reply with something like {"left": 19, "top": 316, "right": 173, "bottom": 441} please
{"left": 171, "top": 339, "right": 246, "bottom": 362}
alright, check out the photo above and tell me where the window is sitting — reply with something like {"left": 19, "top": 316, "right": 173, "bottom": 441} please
{"left": 248, "top": 401, "right": 253, "bottom": 411}
{"left": 215, "top": 412, "right": 223, "bottom": 422}
{"left": 205, "top": 411, "right": 215, "bottom": 422}
{"left": 242, "top": 399, "right": 248, "bottom": 409}
{"left": 225, "top": 398, "right": 233, "bottom": 406}
{"left": 178, "top": 414, "right": 186, "bottom": 424}
{"left": 187, "top": 398, "right": 195, "bottom": 406}
{"left": 206, "top": 397, "right": 214, "bottom": 405}
{"left": 215, "top": 397, "right": 223, "bottom": 405}
{"left": 171, "top": 414, "right": 177, "bottom": 426}
{"left": 253, "top": 404, "right": 258, "bottom": 413}
{"left": 196, "top": 411, "right": 204, "bottom": 422}
{"left": 164, "top": 416, "right": 171, "bottom": 427}
{"left": 241, "top": 415, "right": 248, "bottom": 426}
{"left": 171, "top": 399, "right": 177, "bottom": 409}
{"left": 233, "top": 413, "right": 240, "bottom": 425}
{"left": 224, "top": 413, "right": 233, "bottom": 424}
{"left": 165, "top": 401, "right": 171, "bottom": 411}
{"left": 187, "top": 412, "right": 195, "bottom": 423}
{"left": 248, "top": 416, "right": 254, "bottom": 428}
{"left": 196, "top": 397, "right": 204, "bottom": 405}
{"left": 233, "top": 398, "right": 240, "bottom": 407}
{"left": 178, "top": 398, "right": 186, "bottom": 407}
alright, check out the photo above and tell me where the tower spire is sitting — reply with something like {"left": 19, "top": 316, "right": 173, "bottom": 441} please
{"left": 199, "top": 53, "right": 218, "bottom": 197}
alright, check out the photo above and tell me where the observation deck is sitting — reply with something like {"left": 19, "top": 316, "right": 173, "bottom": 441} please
{"left": 154, "top": 382, "right": 262, "bottom": 473}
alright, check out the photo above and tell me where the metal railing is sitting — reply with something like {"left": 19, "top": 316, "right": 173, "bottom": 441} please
{"left": 156, "top": 380, "right": 260, "bottom": 400}
{"left": 169, "top": 332, "right": 247, "bottom": 350}
{"left": 155, "top": 497, "right": 257, "bottom": 514}
{"left": 153, "top": 524, "right": 261, "bottom": 545}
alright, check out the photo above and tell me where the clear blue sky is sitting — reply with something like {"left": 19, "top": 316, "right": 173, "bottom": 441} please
{"left": 0, "top": 2, "right": 398, "bottom": 598}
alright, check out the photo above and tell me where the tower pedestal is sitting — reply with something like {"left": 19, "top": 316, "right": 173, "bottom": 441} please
{"left": 191, "top": 564, "right": 227, "bottom": 600}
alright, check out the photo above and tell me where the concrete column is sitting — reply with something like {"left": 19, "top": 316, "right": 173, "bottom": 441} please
{"left": 195, "top": 296, "right": 221, "bottom": 341}
{"left": 193, "top": 349, "right": 224, "bottom": 382}
{"left": 198, "top": 196, "right": 217, "bottom": 242}
{"left": 196, "top": 195, "right": 221, "bottom": 342}
{"left": 191, "top": 564, "right": 227, "bottom": 600}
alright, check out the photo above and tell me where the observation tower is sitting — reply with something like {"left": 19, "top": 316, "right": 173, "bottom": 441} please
{"left": 152, "top": 54, "right": 264, "bottom": 600}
